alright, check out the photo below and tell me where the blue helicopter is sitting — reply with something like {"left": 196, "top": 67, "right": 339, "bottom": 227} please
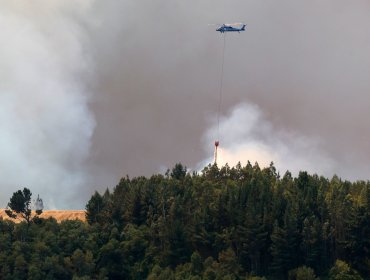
{"left": 216, "top": 23, "right": 246, "bottom": 33}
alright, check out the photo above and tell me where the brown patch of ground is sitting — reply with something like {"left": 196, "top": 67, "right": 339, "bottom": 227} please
{"left": 0, "top": 209, "right": 86, "bottom": 223}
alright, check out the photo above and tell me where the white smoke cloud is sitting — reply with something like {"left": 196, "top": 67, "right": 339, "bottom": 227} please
{"left": 0, "top": 1, "right": 95, "bottom": 209}
{"left": 201, "top": 102, "right": 336, "bottom": 177}
{"left": 2, "top": 0, "right": 370, "bottom": 209}
{"left": 83, "top": 0, "right": 370, "bottom": 186}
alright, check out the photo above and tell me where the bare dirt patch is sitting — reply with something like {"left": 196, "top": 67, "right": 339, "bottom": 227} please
{"left": 0, "top": 209, "right": 86, "bottom": 223}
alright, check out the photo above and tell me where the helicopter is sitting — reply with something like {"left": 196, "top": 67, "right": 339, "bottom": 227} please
{"left": 216, "top": 23, "right": 246, "bottom": 33}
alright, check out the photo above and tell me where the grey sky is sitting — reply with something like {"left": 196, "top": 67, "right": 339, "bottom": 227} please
{"left": 1, "top": 1, "right": 370, "bottom": 208}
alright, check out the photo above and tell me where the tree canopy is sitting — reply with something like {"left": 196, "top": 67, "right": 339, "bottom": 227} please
{"left": 5, "top": 188, "right": 42, "bottom": 227}
{"left": 0, "top": 163, "right": 368, "bottom": 279}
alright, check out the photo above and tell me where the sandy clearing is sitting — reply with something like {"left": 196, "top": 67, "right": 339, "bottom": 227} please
{"left": 0, "top": 209, "right": 86, "bottom": 223}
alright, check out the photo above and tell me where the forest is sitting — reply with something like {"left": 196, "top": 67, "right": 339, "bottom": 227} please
{"left": 0, "top": 162, "right": 369, "bottom": 279}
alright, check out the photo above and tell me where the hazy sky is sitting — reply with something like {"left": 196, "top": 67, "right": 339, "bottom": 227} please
{"left": 1, "top": 0, "right": 370, "bottom": 208}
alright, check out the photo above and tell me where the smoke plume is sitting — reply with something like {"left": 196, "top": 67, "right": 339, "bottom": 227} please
{"left": 201, "top": 103, "right": 335, "bottom": 177}
{"left": 2, "top": 1, "right": 370, "bottom": 208}
{"left": 0, "top": 1, "right": 95, "bottom": 209}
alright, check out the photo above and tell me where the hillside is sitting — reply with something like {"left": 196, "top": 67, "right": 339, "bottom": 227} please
{"left": 0, "top": 163, "right": 368, "bottom": 279}
{"left": 0, "top": 209, "right": 86, "bottom": 223}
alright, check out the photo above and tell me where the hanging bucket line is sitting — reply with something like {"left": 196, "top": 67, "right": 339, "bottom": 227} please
{"left": 217, "top": 32, "right": 227, "bottom": 141}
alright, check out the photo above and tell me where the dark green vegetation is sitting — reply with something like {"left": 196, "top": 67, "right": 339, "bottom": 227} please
{"left": 6, "top": 188, "right": 43, "bottom": 227}
{"left": 1, "top": 163, "right": 369, "bottom": 279}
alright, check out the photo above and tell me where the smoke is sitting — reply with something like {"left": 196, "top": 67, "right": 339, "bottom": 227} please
{"left": 0, "top": 1, "right": 95, "bottom": 209}
{"left": 85, "top": 0, "right": 370, "bottom": 187}
{"left": 201, "top": 102, "right": 335, "bottom": 177}
{"left": 2, "top": 1, "right": 370, "bottom": 209}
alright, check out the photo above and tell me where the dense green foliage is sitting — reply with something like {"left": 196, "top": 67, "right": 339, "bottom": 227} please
{"left": 0, "top": 163, "right": 369, "bottom": 279}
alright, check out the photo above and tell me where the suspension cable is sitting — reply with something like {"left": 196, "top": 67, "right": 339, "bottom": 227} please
{"left": 217, "top": 33, "right": 226, "bottom": 141}
{"left": 214, "top": 33, "right": 227, "bottom": 164}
